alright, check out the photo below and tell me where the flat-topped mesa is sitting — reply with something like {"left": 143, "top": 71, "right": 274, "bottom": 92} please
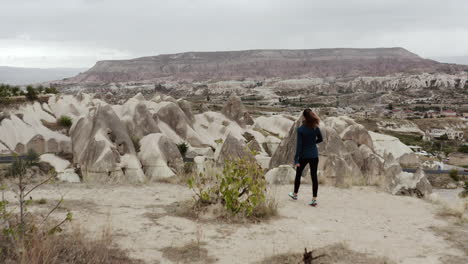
{"left": 63, "top": 48, "right": 465, "bottom": 84}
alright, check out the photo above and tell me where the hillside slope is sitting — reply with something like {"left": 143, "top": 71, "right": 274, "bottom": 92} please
{"left": 65, "top": 48, "right": 466, "bottom": 84}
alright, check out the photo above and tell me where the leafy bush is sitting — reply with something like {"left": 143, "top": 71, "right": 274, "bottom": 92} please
{"left": 449, "top": 169, "right": 459, "bottom": 182}
{"left": 57, "top": 115, "right": 73, "bottom": 128}
{"left": 188, "top": 156, "right": 269, "bottom": 217}
{"left": 177, "top": 142, "right": 189, "bottom": 157}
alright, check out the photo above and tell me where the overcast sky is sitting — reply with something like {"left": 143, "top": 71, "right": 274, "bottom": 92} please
{"left": 1, "top": 0, "right": 468, "bottom": 68}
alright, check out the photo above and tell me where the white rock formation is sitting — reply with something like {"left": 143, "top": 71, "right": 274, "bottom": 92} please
{"left": 71, "top": 104, "right": 145, "bottom": 183}
{"left": 265, "top": 165, "right": 296, "bottom": 184}
{"left": 369, "top": 131, "right": 413, "bottom": 159}
{"left": 39, "top": 154, "right": 80, "bottom": 183}
{"left": 138, "top": 133, "right": 184, "bottom": 181}
{"left": 254, "top": 115, "right": 294, "bottom": 138}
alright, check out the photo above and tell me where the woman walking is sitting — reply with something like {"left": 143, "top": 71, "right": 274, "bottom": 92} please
{"left": 288, "top": 109, "right": 323, "bottom": 206}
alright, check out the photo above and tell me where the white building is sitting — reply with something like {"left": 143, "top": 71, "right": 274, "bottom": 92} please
{"left": 424, "top": 128, "right": 464, "bottom": 141}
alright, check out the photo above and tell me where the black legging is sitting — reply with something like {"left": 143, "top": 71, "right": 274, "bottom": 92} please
{"left": 294, "top": 158, "right": 319, "bottom": 197}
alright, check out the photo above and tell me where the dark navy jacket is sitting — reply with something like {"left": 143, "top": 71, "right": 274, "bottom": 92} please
{"left": 294, "top": 125, "right": 323, "bottom": 164}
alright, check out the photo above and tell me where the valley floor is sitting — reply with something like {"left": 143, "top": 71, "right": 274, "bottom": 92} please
{"left": 11, "top": 183, "right": 466, "bottom": 264}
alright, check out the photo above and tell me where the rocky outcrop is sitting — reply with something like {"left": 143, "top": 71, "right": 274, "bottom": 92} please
{"left": 221, "top": 94, "right": 254, "bottom": 127}
{"left": 116, "top": 97, "right": 161, "bottom": 140}
{"left": 138, "top": 133, "right": 184, "bottom": 180}
{"left": 26, "top": 135, "right": 46, "bottom": 154}
{"left": 398, "top": 153, "right": 420, "bottom": 168}
{"left": 391, "top": 168, "right": 432, "bottom": 198}
{"left": 341, "top": 124, "right": 374, "bottom": 151}
{"left": 247, "top": 138, "right": 262, "bottom": 153}
{"left": 70, "top": 104, "right": 145, "bottom": 183}
{"left": 215, "top": 133, "right": 254, "bottom": 163}
{"left": 265, "top": 165, "right": 296, "bottom": 184}
{"left": 155, "top": 102, "right": 204, "bottom": 146}
{"left": 264, "top": 136, "right": 281, "bottom": 156}
{"left": 177, "top": 99, "right": 195, "bottom": 123}
{"left": 269, "top": 114, "right": 427, "bottom": 193}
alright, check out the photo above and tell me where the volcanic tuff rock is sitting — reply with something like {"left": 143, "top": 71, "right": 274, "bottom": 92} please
{"left": 265, "top": 165, "right": 296, "bottom": 185}
{"left": 221, "top": 93, "right": 254, "bottom": 127}
{"left": 70, "top": 103, "right": 145, "bottom": 183}
{"left": 64, "top": 48, "right": 465, "bottom": 83}
{"left": 138, "top": 133, "right": 184, "bottom": 180}
{"left": 270, "top": 114, "right": 428, "bottom": 194}
{"left": 215, "top": 133, "right": 254, "bottom": 164}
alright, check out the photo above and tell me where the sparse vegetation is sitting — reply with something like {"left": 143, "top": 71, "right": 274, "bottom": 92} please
{"left": 0, "top": 157, "right": 140, "bottom": 264}
{"left": 459, "top": 145, "right": 468, "bottom": 153}
{"left": 57, "top": 115, "right": 73, "bottom": 128}
{"left": 460, "top": 181, "right": 468, "bottom": 198}
{"left": 177, "top": 142, "right": 189, "bottom": 157}
{"left": 187, "top": 156, "right": 277, "bottom": 220}
{"left": 449, "top": 169, "right": 460, "bottom": 182}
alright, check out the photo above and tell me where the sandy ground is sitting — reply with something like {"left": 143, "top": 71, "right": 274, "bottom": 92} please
{"left": 7, "top": 183, "right": 465, "bottom": 264}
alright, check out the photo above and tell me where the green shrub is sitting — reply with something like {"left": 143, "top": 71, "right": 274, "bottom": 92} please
{"left": 44, "top": 87, "right": 58, "bottom": 94}
{"left": 26, "top": 85, "right": 38, "bottom": 101}
{"left": 177, "top": 142, "right": 189, "bottom": 157}
{"left": 188, "top": 156, "right": 268, "bottom": 217}
{"left": 25, "top": 149, "right": 39, "bottom": 166}
{"left": 449, "top": 169, "right": 459, "bottom": 182}
{"left": 57, "top": 115, "right": 72, "bottom": 128}
{"left": 459, "top": 145, "right": 468, "bottom": 153}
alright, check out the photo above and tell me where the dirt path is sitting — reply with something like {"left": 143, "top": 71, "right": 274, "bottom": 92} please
{"left": 15, "top": 183, "right": 465, "bottom": 264}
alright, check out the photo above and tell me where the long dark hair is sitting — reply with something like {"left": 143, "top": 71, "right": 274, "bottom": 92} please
{"left": 302, "top": 109, "right": 320, "bottom": 128}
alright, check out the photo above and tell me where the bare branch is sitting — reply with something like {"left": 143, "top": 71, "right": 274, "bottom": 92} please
{"left": 40, "top": 197, "right": 64, "bottom": 226}
{"left": 24, "top": 174, "right": 54, "bottom": 198}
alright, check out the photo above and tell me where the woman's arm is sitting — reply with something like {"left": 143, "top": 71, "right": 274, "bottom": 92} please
{"left": 294, "top": 128, "right": 302, "bottom": 164}
{"left": 316, "top": 127, "right": 323, "bottom": 144}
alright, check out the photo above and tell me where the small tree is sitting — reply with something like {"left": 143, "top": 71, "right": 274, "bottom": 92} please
{"left": 2, "top": 156, "right": 72, "bottom": 259}
{"left": 25, "top": 86, "right": 38, "bottom": 101}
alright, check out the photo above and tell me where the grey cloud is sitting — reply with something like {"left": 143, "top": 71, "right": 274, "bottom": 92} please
{"left": 1, "top": 0, "right": 467, "bottom": 67}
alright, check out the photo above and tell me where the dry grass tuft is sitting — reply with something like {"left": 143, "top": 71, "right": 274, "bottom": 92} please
{"left": 161, "top": 241, "right": 217, "bottom": 264}
{"left": 0, "top": 220, "right": 142, "bottom": 264}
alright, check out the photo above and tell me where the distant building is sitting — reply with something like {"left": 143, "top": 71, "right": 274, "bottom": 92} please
{"left": 424, "top": 128, "right": 464, "bottom": 141}
{"left": 440, "top": 110, "right": 457, "bottom": 117}
{"left": 462, "top": 113, "right": 468, "bottom": 120}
